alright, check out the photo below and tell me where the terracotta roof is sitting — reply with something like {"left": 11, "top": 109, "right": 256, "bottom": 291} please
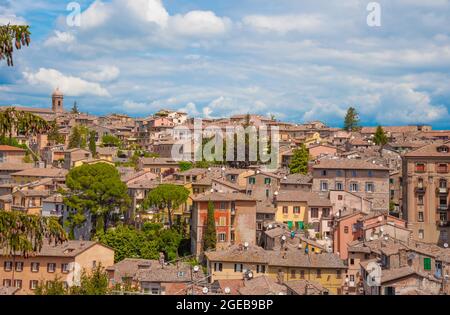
{"left": 191, "top": 192, "right": 256, "bottom": 202}
{"left": 11, "top": 168, "right": 68, "bottom": 178}
{"left": 43, "top": 193, "right": 63, "bottom": 203}
{"left": 381, "top": 266, "right": 437, "bottom": 284}
{"left": 313, "top": 159, "right": 389, "bottom": 170}
{"left": 284, "top": 280, "right": 326, "bottom": 295}
{"left": 0, "top": 286, "right": 19, "bottom": 295}
{"left": 0, "top": 241, "right": 109, "bottom": 258}
{"left": 0, "top": 163, "right": 34, "bottom": 171}
{"left": 134, "top": 261, "right": 204, "bottom": 283}
{"left": 280, "top": 173, "right": 312, "bottom": 185}
{"left": 0, "top": 145, "right": 25, "bottom": 152}
{"left": 238, "top": 276, "right": 286, "bottom": 295}
{"left": 205, "top": 245, "right": 268, "bottom": 264}
{"left": 403, "top": 141, "right": 450, "bottom": 158}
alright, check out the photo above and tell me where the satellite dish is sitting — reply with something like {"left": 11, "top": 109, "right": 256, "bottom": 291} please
{"left": 281, "top": 235, "right": 287, "bottom": 241}
{"left": 248, "top": 272, "right": 253, "bottom": 279}
{"left": 444, "top": 243, "right": 449, "bottom": 248}
{"left": 244, "top": 242, "right": 249, "bottom": 248}
{"left": 224, "top": 287, "right": 231, "bottom": 294}
{"left": 298, "top": 244, "right": 303, "bottom": 249}
{"left": 210, "top": 189, "right": 214, "bottom": 193}
{"left": 202, "top": 287, "right": 209, "bottom": 294}
{"left": 208, "top": 167, "right": 212, "bottom": 171}
{"left": 384, "top": 236, "right": 389, "bottom": 241}
{"left": 380, "top": 227, "right": 384, "bottom": 232}
{"left": 369, "top": 236, "right": 374, "bottom": 241}
{"left": 378, "top": 217, "right": 383, "bottom": 222}
{"left": 193, "top": 265, "right": 200, "bottom": 273}
{"left": 268, "top": 224, "right": 273, "bottom": 229}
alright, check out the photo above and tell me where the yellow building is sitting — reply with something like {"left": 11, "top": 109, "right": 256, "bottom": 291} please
{"left": 274, "top": 191, "right": 309, "bottom": 230}
{"left": 205, "top": 244, "right": 346, "bottom": 294}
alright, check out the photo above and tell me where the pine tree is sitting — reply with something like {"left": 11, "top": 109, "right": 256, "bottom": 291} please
{"left": 68, "top": 126, "right": 82, "bottom": 149}
{"left": 203, "top": 200, "right": 217, "bottom": 251}
{"left": 71, "top": 102, "right": 79, "bottom": 114}
{"left": 289, "top": 143, "right": 310, "bottom": 175}
{"left": 89, "top": 130, "right": 97, "bottom": 156}
{"left": 373, "top": 126, "right": 388, "bottom": 146}
{"left": 343, "top": 107, "right": 360, "bottom": 131}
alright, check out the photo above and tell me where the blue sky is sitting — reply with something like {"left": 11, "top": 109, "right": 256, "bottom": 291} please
{"left": 1, "top": 0, "right": 450, "bottom": 129}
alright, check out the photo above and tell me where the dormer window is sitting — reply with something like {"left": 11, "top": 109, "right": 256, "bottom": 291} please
{"left": 437, "top": 146, "right": 449, "bottom": 153}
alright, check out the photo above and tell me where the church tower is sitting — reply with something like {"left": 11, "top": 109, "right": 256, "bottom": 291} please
{"left": 52, "top": 88, "right": 64, "bottom": 113}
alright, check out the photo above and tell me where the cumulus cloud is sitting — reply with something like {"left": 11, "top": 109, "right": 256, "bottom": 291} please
{"left": 170, "top": 11, "right": 231, "bottom": 37}
{"left": 243, "top": 14, "right": 322, "bottom": 34}
{"left": 44, "top": 31, "right": 75, "bottom": 47}
{"left": 23, "top": 68, "right": 110, "bottom": 97}
{"left": 82, "top": 66, "right": 120, "bottom": 82}
{"left": 79, "top": 0, "right": 112, "bottom": 29}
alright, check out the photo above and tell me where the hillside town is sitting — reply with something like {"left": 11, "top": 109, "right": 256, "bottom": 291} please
{"left": 0, "top": 89, "right": 449, "bottom": 296}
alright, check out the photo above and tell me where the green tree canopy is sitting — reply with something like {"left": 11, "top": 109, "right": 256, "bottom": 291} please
{"left": 179, "top": 161, "right": 193, "bottom": 172}
{"left": 343, "top": 107, "right": 360, "bottom": 131}
{"left": 203, "top": 200, "right": 217, "bottom": 251}
{"left": 289, "top": 143, "right": 310, "bottom": 175}
{"left": 0, "top": 24, "right": 31, "bottom": 67}
{"left": 143, "top": 184, "right": 190, "bottom": 228}
{"left": 64, "top": 163, "right": 130, "bottom": 237}
{"left": 373, "top": 125, "right": 388, "bottom": 147}
{"left": 101, "top": 134, "right": 121, "bottom": 148}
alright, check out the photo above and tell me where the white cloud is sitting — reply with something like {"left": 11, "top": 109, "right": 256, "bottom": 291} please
{"left": 122, "top": 100, "right": 151, "bottom": 113}
{"left": 44, "top": 31, "right": 75, "bottom": 47}
{"left": 23, "top": 68, "right": 110, "bottom": 97}
{"left": 243, "top": 14, "right": 322, "bottom": 34}
{"left": 126, "top": 0, "right": 169, "bottom": 27}
{"left": 82, "top": 66, "right": 120, "bottom": 82}
{"left": 79, "top": 0, "right": 112, "bottom": 29}
{"left": 170, "top": 11, "right": 231, "bottom": 37}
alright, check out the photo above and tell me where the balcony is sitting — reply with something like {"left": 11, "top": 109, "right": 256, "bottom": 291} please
{"left": 438, "top": 187, "right": 448, "bottom": 195}
{"left": 438, "top": 205, "right": 449, "bottom": 211}
{"left": 436, "top": 220, "right": 450, "bottom": 227}
{"left": 415, "top": 187, "right": 426, "bottom": 194}
{"left": 11, "top": 205, "right": 27, "bottom": 212}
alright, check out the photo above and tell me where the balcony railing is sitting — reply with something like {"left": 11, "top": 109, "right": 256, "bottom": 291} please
{"left": 438, "top": 205, "right": 449, "bottom": 211}
{"left": 438, "top": 187, "right": 448, "bottom": 195}
{"left": 415, "top": 187, "right": 426, "bottom": 194}
{"left": 436, "top": 220, "right": 450, "bottom": 227}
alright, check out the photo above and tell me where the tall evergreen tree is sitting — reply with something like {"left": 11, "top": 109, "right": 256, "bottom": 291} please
{"left": 289, "top": 143, "right": 310, "bottom": 175}
{"left": 89, "top": 130, "right": 97, "bottom": 156}
{"left": 203, "top": 200, "right": 217, "bottom": 251}
{"left": 68, "top": 126, "right": 82, "bottom": 149}
{"left": 343, "top": 107, "right": 360, "bottom": 131}
{"left": 71, "top": 102, "right": 79, "bottom": 114}
{"left": 373, "top": 125, "right": 388, "bottom": 154}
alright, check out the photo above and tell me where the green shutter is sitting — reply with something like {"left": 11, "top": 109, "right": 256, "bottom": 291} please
{"left": 287, "top": 221, "right": 293, "bottom": 230}
{"left": 297, "top": 221, "right": 304, "bottom": 230}
{"left": 424, "top": 258, "right": 431, "bottom": 270}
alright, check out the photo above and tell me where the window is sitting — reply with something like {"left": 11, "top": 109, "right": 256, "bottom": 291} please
{"left": 351, "top": 170, "right": 357, "bottom": 177}
{"left": 418, "top": 229, "right": 424, "bottom": 240}
{"left": 322, "top": 208, "right": 330, "bottom": 218}
{"left": 300, "top": 270, "right": 305, "bottom": 279}
{"left": 311, "top": 208, "right": 319, "bottom": 218}
{"left": 14, "top": 280, "right": 22, "bottom": 288}
{"left": 31, "top": 262, "right": 40, "bottom": 272}
{"left": 4, "top": 261, "right": 12, "bottom": 272}
{"left": 416, "top": 163, "right": 425, "bottom": 173}
{"left": 389, "top": 178, "right": 394, "bottom": 184}
{"left": 336, "top": 270, "right": 342, "bottom": 279}
{"left": 366, "top": 182, "right": 374, "bottom": 193}
{"left": 257, "top": 265, "right": 266, "bottom": 273}
{"left": 218, "top": 233, "right": 226, "bottom": 242}
{"left": 265, "top": 189, "right": 270, "bottom": 198}
{"left": 30, "top": 280, "right": 39, "bottom": 290}
{"left": 338, "top": 195, "right": 343, "bottom": 201}
{"left": 321, "top": 170, "right": 327, "bottom": 176}
{"left": 231, "top": 231, "right": 235, "bottom": 242}
{"left": 234, "top": 264, "right": 243, "bottom": 272}
{"left": 257, "top": 222, "right": 263, "bottom": 230}
{"left": 424, "top": 257, "right": 432, "bottom": 271}
{"left": 264, "top": 178, "right": 271, "bottom": 185}
{"left": 350, "top": 275, "right": 355, "bottom": 282}
{"left": 418, "top": 212, "right": 424, "bottom": 222}
{"left": 350, "top": 183, "right": 358, "bottom": 192}
{"left": 437, "top": 146, "right": 449, "bottom": 153}
{"left": 3, "top": 279, "right": 11, "bottom": 287}
{"left": 320, "top": 181, "right": 329, "bottom": 191}
{"left": 344, "top": 226, "right": 349, "bottom": 234}
{"left": 440, "top": 179, "right": 448, "bottom": 188}
{"left": 15, "top": 262, "right": 23, "bottom": 272}
{"left": 218, "top": 217, "right": 227, "bottom": 227}
{"left": 350, "top": 258, "right": 355, "bottom": 265}
{"left": 282, "top": 206, "right": 288, "bottom": 215}
{"left": 61, "top": 263, "right": 70, "bottom": 273}
{"left": 220, "top": 202, "right": 226, "bottom": 210}
{"left": 214, "top": 263, "right": 223, "bottom": 272}
{"left": 293, "top": 206, "right": 300, "bottom": 214}
{"left": 316, "top": 269, "right": 321, "bottom": 278}
{"left": 248, "top": 177, "right": 256, "bottom": 185}
{"left": 418, "top": 195, "right": 424, "bottom": 205}
{"left": 47, "top": 263, "right": 56, "bottom": 273}
{"left": 368, "top": 171, "right": 373, "bottom": 177}
{"left": 336, "top": 170, "right": 343, "bottom": 177}
{"left": 335, "top": 182, "right": 343, "bottom": 191}
{"left": 291, "top": 270, "right": 296, "bottom": 279}
{"left": 437, "top": 164, "right": 448, "bottom": 173}
{"left": 92, "top": 260, "right": 97, "bottom": 268}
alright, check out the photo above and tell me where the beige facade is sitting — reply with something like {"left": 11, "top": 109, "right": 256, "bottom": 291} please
{"left": 0, "top": 241, "right": 114, "bottom": 295}
{"left": 402, "top": 142, "right": 450, "bottom": 244}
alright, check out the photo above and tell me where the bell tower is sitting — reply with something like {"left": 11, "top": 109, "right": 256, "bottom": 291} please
{"left": 52, "top": 88, "right": 64, "bottom": 113}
